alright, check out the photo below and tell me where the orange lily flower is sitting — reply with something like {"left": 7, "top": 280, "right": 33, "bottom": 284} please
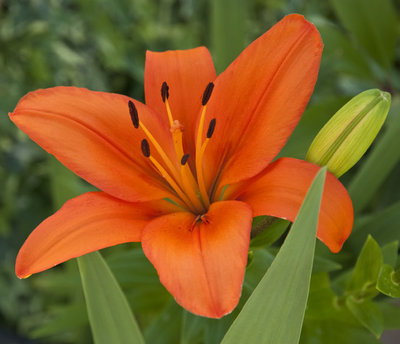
{"left": 11, "top": 14, "right": 353, "bottom": 318}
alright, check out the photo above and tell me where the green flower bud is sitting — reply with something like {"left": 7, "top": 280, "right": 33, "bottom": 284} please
{"left": 306, "top": 89, "right": 391, "bottom": 178}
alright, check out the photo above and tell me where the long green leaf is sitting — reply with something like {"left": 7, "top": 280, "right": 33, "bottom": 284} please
{"left": 210, "top": 0, "right": 246, "bottom": 73}
{"left": 331, "top": 0, "right": 397, "bottom": 71}
{"left": 221, "top": 167, "right": 327, "bottom": 344}
{"left": 78, "top": 251, "right": 145, "bottom": 344}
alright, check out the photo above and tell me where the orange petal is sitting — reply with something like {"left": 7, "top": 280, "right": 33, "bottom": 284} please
{"left": 141, "top": 201, "right": 252, "bottom": 318}
{"left": 203, "top": 14, "right": 323, "bottom": 190}
{"left": 10, "top": 87, "right": 175, "bottom": 202}
{"left": 234, "top": 158, "right": 353, "bottom": 253}
{"left": 145, "top": 47, "right": 217, "bottom": 157}
{"left": 15, "top": 192, "right": 173, "bottom": 278}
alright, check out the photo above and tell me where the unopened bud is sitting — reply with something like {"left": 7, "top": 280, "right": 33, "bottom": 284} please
{"left": 306, "top": 89, "right": 391, "bottom": 177}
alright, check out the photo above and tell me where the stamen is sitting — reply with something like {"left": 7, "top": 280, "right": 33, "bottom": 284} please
{"left": 161, "top": 81, "right": 169, "bottom": 102}
{"left": 195, "top": 83, "right": 215, "bottom": 208}
{"left": 180, "top": 160, "right": 205, "bottom": 212}
{"left": 141, "top": 139, "right": 150, "bottom": 157}
{"left": 141, "top": 139, "right": 197, "bottom": 213}
{"left": 162, "top": 81, "right": 174, "bottom": 127}
{"left": 134, "top": 111, "right": 180, "bottom": 184}
{"left": 202, "top": 82, "right": 214, "bottom": 106}
{"left": 181, "top": 154, "right": 190, "bottom": 165}
{"left": 207, "top": 118, "right": 216, "bottom": 139}
{"left": 128, "top": 101, "right": 139, "bottom": 129}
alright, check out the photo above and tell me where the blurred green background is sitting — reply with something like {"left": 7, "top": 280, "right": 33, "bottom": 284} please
{"left": 1, "top": 0, "right": 400, "bottom": 343}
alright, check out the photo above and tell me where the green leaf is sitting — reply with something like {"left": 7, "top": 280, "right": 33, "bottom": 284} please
{"left": 250, "top": 217, "right": 290, "bottom": 248}
{"left": 317, "top": 20, "right": 373, "bottom": 79}
{"left": 210, "top": 0, "right": 247, "bottom": 73}
{"left": 379, "top": 301, "right": 400, "bottom": 329}
{"left": 376, "top": 265, "right": 400, "bottom": 298}
{"left": 349, "top": 98, "right": 400, "bottom": 213}
{"left": 181, "top": 311, "right": 204, "bottom": 344}
{"left": 221, "top": 167, "right": 327, "bottom": 344}
{"left": 31, "top": 303, "right": 88, "bottom": 339}
{"left": 106, "top": 247, "right": 170, "bottom": 313}
{"left": 144, "top": 299, "right": 182, "bottom": 344}
{"left": 312, "top": 256, "right": 342, "bottom": 273}
{"left": 303, "top": 273, "right": 337, "bottom": 320}
{"left": 347, "top": 235, "right": 383, "bottom": 297}
{"left": 346, "top": 297, "right": 384, "bottom": 338}
{"left": 78, "top": 251, "right": 145, "bottom": 344}
{"left": 381, "top": 241, "right": 399, "bottom": 266}
{"left": 331, "top": 0, "right": 398, "bottom": 70}
{"left": 350, "top": 201, "right": 400, "bottom": 251}
{"left": 301, "top": 319, "right": 381, "bottom": 344}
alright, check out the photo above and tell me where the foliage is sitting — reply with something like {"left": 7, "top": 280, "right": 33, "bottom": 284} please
{"left": 1, "top": 0, "right": 400, "bottom": 343}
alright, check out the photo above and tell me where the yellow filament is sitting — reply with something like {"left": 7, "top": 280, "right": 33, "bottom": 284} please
{"left": 180, "top": 163, "right": 205, "bottom": 212}
{"left": 148, "top": 155, "right": 197, "bottom": 213}
{"left": 196, "top": 106, "right": 207, "bottom": 156}
{"left": 139, "top": 122, "right": 180, "bottom": 183}
{"left": 171, "top": 126, "right": 204, "bottom": 211}
{"left": 165, "top": 99, "right": 174, "bottom": 127}
{"left": 196, "top": 137, "right": 211, "bottom": 207}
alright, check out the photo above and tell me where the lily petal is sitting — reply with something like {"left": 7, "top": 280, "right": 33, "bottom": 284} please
{"left": 15, "top": 192, "right": 172, "bottom": 278}
{"left": 233, "top": 158, "right": 353, "bottom": 253}
{"left": 10, "top": 87, "right": 175, "bottom": 202}
{"left": 204, "top": 14, "right": 323, "bottom": 189}
{"left": 145, "top": 47, "right": 217, "bottom": 157}
{"left": 141, "top": 201, "right": 252, "bottom": 318}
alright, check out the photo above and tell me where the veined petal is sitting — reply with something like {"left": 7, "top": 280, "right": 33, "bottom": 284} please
{"left": 10, "top": 87, "right": 176, "bottom": 202}
{"left": 141, "top": 201, "right": 252, "bottom": 318}
{"left": 15, "top": 192, "right": 175, "bottom": 278}
{"left": 145, "top": 47, "right": 217, "bottom": 157}
{"left": 233, "top": 158, "right": 353, "bottom": 253}
{"left": 203, "top": 14, "right": 323, "bottom": 190}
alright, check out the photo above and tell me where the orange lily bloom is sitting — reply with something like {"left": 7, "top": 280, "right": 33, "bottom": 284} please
{"left": 11, "top": 14, "right": 353, "bottom": 318}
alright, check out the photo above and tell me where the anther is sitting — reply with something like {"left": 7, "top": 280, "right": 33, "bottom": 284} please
{"left": 141, "top": 139, "right": 150, "bottom": 158}
{"left": 202, "top": 82, "right": 214, "bottom": 106}
{"left": 181, "top": 154, "right": 190, "bottom": 165}
{"left": 161, "top": 82, "right": 169, "bottom": 103}
{"left": 128, "top": 100, "right": 139, "bottom": 129}
{"left": 207, "top": 118, "right": 216, "bottom": 139}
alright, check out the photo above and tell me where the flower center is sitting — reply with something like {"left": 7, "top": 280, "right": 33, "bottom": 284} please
{"left": 128, "top": 82, "right": 216, "bottom": 215}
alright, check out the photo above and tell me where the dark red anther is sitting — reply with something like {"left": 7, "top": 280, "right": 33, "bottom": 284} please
{"left": 141, "top": 139, "right": 150, "bottom": 158}
{"left": 202, "top": 82, "right": 214, "bottom": 106}
{"left": 161, "top": 81, "right": 169, "bottom": 103}
{"left": 128, "top": 100, "right": 139, "bottom": 129}
{"left": 181, "top": 154, "right": 190, "bottom": 165}
{"left": 207, "top": 118, "right": 216, "bottom": 139}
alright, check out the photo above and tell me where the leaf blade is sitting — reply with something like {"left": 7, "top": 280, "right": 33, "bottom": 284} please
{"left": 78, "top": 251, "right": 145, "bottom": 344}
{"left": 221, "top": 167, "right": 327, "bottom": 344}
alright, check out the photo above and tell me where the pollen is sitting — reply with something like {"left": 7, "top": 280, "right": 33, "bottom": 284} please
{"left": 170, "top": 120, "right": 184, "bottom": 133}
